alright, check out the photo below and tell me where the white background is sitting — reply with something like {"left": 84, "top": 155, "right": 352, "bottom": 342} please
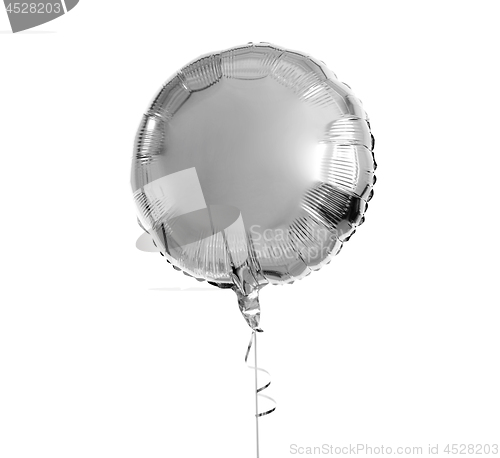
{"left": 1, "top": 1, "right": 499, "bottom": 457}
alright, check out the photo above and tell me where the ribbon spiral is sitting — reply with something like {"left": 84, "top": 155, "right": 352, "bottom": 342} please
{"left": 245, "top": 331, "right": 276, "bottom": 418}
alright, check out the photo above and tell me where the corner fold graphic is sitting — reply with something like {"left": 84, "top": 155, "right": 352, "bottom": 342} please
{"left": 63, "top": 0, "right": 79, "bottom": 12}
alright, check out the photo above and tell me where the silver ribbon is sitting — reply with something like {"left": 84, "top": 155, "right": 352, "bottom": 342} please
{"left": 245, "top": 330, "right": 276, "bottom": 457}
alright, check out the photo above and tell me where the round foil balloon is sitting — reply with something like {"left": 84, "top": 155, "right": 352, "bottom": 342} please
{"left": 131, "top": 43, "right": 376, "bottom": 329}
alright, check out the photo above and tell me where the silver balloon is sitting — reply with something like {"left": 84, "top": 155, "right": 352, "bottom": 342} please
{"left": 131, "top": 43, "right": 376, "bottom": 329}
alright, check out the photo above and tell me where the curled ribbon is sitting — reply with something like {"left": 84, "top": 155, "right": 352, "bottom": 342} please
{"left": 245, "top": 330, "right": 276, "bottom": 417}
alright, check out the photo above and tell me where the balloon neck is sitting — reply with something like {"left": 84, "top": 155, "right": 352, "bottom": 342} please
{"left": 235, "top": 288, "right": 261, "bottom": 330}
{"left": 231, "top": 265, "right": 266, "bottom": 331}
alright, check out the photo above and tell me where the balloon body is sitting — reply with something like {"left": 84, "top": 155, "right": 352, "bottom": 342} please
{"left": 131, "top": 43, "right": 376, "bottom": 328}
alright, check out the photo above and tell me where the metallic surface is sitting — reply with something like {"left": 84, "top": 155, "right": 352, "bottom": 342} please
{"left": 131, "top": 43, "right": 376, "bottom": 328}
